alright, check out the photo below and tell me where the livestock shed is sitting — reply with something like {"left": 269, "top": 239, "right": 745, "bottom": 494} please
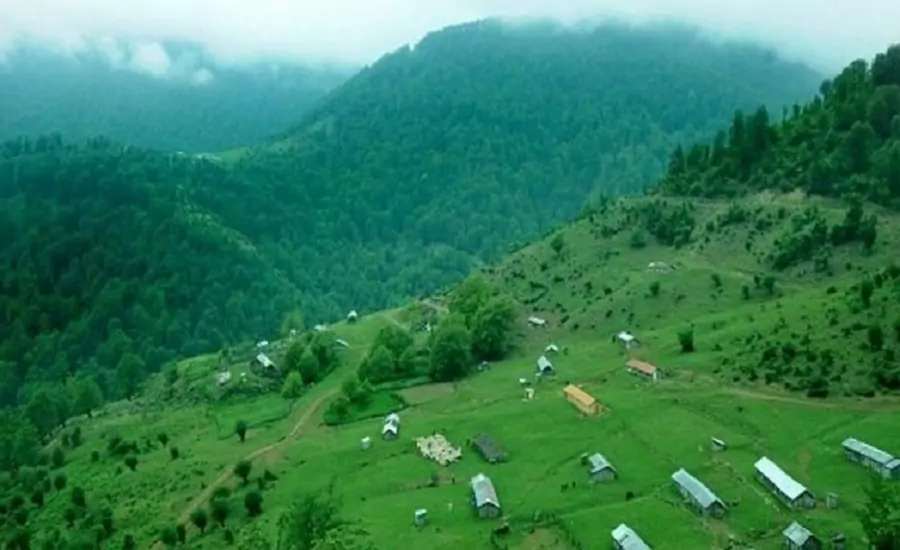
{"left": 470, "top": 473, "right": 501, "bottom": 519}
{"left": 754, "top": 457, "right": 815, "bottom": 509}
{"left": 841, "top": 437, "right": 900, "bottom": 479}
{"left": 537, "top": 355, "right": 554, "bottom": 375}
{"left": 563, "top": 384, "right": 601, "bottom": 415}
{"left": 782, "top": 521, "right": 822, "bottom": 550}
{"left": 671, "top": 468, "right": 726, "bottom": 518}
{"left": 611, "top": 524, "right": 651, "bottom": 550}
{"left": 527, "top": 316, "right": 546, "bottom": 327}
{"left": 471, "top": 434, "right": 507, "bottom": 464}
{"left": 615, "top": 331, "right": 638, "bottom": 349}
{"left": 382, "top": 422, "right": 399, "bottom": 440}
{"left": 586, "top": 452, "right": 617, "bottom": 482}
{"left": 626, "top": 359, "right": 658, "bottom": 382}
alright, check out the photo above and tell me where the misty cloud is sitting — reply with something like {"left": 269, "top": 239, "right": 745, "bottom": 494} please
{"left": 0, "top": 0, "right": 895, "bottom": 72}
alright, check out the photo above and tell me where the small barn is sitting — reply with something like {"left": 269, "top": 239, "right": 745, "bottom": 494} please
{"left": 347, "top": 310, "right": 359, "bottom": 323}
{"left": 615, "top": 332, "right": 638, "bottom": 349}
{"left": 256, "top": 340, "right": 269, "bottom": 348}
{"left": 254, "top": 353, "right": 275, "bottom": 370}
{"left": 527, "top": 316, "right": 547, "bottom": 328}
{"left": 754, "top": 457, "right": 815, "bottom": 509}
{"left": 841, "top": 437, "right": 900, "bottom": 479}
{"left": 470, "top": 473, "right": 501, "bottom": 519}
{"left": 360, "top": 437, "right": 371, "bottom": 450}
{"left": 414, "top": 509, "right": 428, "bottom": 527}
{"left": 671, "top": 468, "right": 726, "bottom": 518}
{"left": 563, "top": 384, "right": 601, "bottom": 416}
{"left": 611, "top": 524, "right": 651, "bottom": 550}
{"left": 471, "top": 434, "right": 507, "bottom": 464}
{"left": 536, "top": 355, "right": 554, "bottom": 376}
{"left": 382, "top": 422, "right": 399, "bottom": 440}
{"left": 545, "top": 343, "right": 559, "bottom": 354}
{"left": 710, "top": 437, "right": 727, "bottom": 452}
{"left": 782, "top": 521, "right": 822, "bottom": 550}
{"left": 626, "top": 359, "right": 658, "bottom": 382}
{"left": 335, "top": 338, "right": 350, "bottom": 348}
{"left": 586, "top": 452, "right": 617, "bottom": 482}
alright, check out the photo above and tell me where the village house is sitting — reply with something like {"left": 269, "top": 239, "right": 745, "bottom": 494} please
{"left": 470, "top": 473, "right": 501, "bottom": 519}
{"left": 254, "top": 353, "right": 275, "bottom": 370}
{"left": 527, "top": 316, "right": 547, "bottom": 328}
{"left": 471, "top": 434, "right": 507, "bottom": 464}
{"left": 782, "top": 521, "right": 822, "bottom": 550}
{"left": 626, "top": 359, "right": 659, "bottom": 382}
{"left": 563, "top": 384, "right": 601, "bottom": 415}
{"left": 536, "top": 355, "right": 554, "bottom": 376}
{"left": 347, "top": 310, "right": 358, "bottom": 323}
{"left": 611, "top": 524, "right": 651, "bottom": 550}
{"left": 382, "top": 413, "right": 400, "bottom": 440}
{"left": 585, "top": 452, "right": 617, "bottom": 482}
{"left": 614, "top": 331, "right": 638, "bottom": 349}
{"left": 754, "top": 457, "right": 815, "bottom": 509}
{"left": 841, "top": 437, "right": 900, "bottom": 479}
{"left": 671, "top": 468, "right": 726, "bottom": 518}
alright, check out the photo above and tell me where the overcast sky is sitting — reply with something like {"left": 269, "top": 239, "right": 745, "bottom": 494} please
{"left": 0, "top": 0, "right": 895, "bottom": 75}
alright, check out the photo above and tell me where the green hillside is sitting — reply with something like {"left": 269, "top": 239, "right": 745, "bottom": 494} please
{"left": 3, "top": 42, "right": 900, "bottom": 550}
{"left": 0, "top": 20, "right": 823, "bottom": 410}
{"left": 0, "top": 45, "right": 350, "bottom": 152}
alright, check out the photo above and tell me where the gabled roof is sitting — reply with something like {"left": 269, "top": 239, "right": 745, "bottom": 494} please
{"left": 754, "top": 457, "right": 811, "bottom": 501}
{"left": 842, "top": 437, "right": 897, "bottom": 466}
{"left": 617, "top": 331, "right": 636, "bottom": 342}
{"left": 382, "top": 423, "right": 398, "bottom": 435}
{"left": 563, "top": 385, "right": 596, "bottom": 408}
{"left": 384, "top": 413, "right": 400, "bottom": 426}
{"left": 470, "top": 473, "right": 500, "bottom": 508}
{"left": 588, "top": 452, "right": 615, "bottom": 473}
{"left": 255, "top": 353, "right": 274, "bottom": 368}
{"left": 671, "top": 468, "right": 723, "bottom": 509}
{"left": 783, "top": 522, "right": 816, "bottom": 546}
{"left": 627, "top": 359, "right": 657, "bottom": 375}
{"left": 611, "top": 524, "right": 651, "bottom": 550}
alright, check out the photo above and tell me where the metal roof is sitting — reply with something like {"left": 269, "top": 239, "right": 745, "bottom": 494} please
{"left": 754, "top": 457, "right": 810, "bottom": 501}
{"left": 382, "top": 423, "right": 398, "bottom": 435}
{"left": 588, "top": 453, "right": 615, "bottom": 474}
{"left": 842, "top": 437, "right": 897, "bottom": 466}
{"left": 671, "top": 468, "right": 723, "bottom": 509}
{"left": 783, "top": 521, "right": 815, "bottom": 546}
{"left": 537, "top": 355, "right": 553, "bottom": 371}
{"left": 470, "top": 473, "right": 500, "bottom": 509}
{"left": 611, "top": 524, "right": 651, "bottom": 550}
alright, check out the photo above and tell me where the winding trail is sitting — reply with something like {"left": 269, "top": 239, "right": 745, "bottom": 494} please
{"left": 152, "top": 389, "right": 336, "bottom": 547}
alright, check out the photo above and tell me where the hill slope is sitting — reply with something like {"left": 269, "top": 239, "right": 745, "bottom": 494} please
{"left": 0, "top": 44, "right": 350, "bottom": 152}
{"left": 657, "top": 44, "right": 900, "bottom": 207}
{"left": 0, "top": 19, "right": 823, "bottom": 407}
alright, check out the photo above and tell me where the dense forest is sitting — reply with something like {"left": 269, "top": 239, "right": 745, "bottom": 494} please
{"left": 658, "top": 44, "right": 900, "bottom": 208}
{"left": 0, "top": 20, "right": 822, "bottom": 411}
{"left": 0, "top": 44, "right": 350, "bottom": 152}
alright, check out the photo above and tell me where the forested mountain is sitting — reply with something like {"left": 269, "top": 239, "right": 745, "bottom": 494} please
{"left": 658, "top": 44, "right": 900, "bottom": 207}
{"left": 0, "top": 19, "right": 822, "bottom": 408}
{"left": 0, "top": 44, "right": 350, "bottom": 151}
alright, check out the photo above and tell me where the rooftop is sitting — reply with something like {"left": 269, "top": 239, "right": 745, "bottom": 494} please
{"left": 588, "top": 452, "right": 615, "bottom": 473}
{"left": 783, "top": 521, "right": 816, "bottom": 546}
{"left": 611, "top": 524, "right": 651, "bottom": 550}
{"left": 472, "top": 434, "right": 506, "bottom": 462}
{"left": 671, "top": 468, "right": 723, "bottom": 510}
{"left": 842, "top": 437, "right": 897, "bottom": 466}
{"left": 754, "top": 457, "right": 810, "bottom": 501}
{"left": 563, "top": 384, "right": 597, "bottom": 408}
{"left": 627, "top": 359, "right": 657, "bottom": 375}
{"left": 470, "top": 473, "right": 500, "bottom": 508}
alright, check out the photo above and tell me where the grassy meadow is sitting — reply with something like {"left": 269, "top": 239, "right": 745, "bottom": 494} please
{"left": 20, "top": 195, "right": 900, "bottom": 550}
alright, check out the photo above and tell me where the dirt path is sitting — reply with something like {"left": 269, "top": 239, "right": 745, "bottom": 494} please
{"left": 420, "top": 298, "right": 448, "bottom": 314}
{"left": 722, "top": 388, "right": 900, "bottom": 411}
{"left": 153, "top": 389, "right": 336, "bottom": 545}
